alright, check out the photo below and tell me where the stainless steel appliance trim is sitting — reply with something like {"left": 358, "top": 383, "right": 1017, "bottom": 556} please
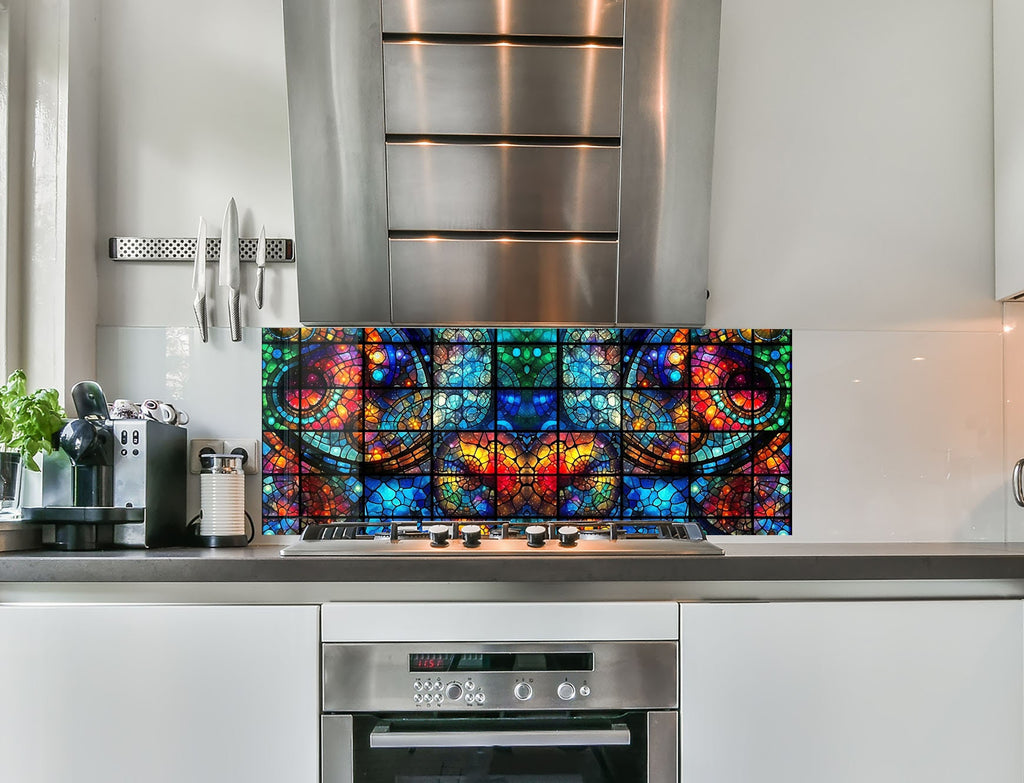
{"left": 322, "top": 641, "right": 678, "bottom": 712}
{"left": 381, "top": 0, "right": 625, "bottom": 37}
{"left": 647, "top": 711, "right": 679, "bottom": 783}
{"left": 389, "top": 238, "right": 618, "bottom": 324}
{"left": 321, "top": 714, "right": 354, "bottom": 783}
{"left": 386, "top": 142, "right": 622, "bottom": 232}
{"left": 108, "top": 237, "right": 293, "bottom": 263}
{"left": 284, "top": 0, "right": 392, "bottom": 325}
{"left": 369, "top": 723, "right": 631, "bottom": 748}
{"left": 383, "top": 42, "right": 623, "bottom": 137}
{"left": 616, "top": 0, "right": 721, "bottom": 325}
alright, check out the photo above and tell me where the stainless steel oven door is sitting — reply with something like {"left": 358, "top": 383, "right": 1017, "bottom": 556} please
{"left": 323, "top": 711, "right": 677, "bottom": 783}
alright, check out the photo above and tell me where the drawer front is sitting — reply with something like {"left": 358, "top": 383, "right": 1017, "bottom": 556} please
{"left": 384, "top": 42, "right": 623, "bottom": 137}
{"left": 382, "top": 0, "right": 625, "bottom": 37}
{"left": 386, "top": 143, "right": 621, "bottom": 232}
{"left": 390, "top": 239, "right": 617, "bottom": 324}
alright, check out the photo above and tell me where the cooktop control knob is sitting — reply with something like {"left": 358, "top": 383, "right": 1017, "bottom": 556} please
{"left": 525, "top": 525, "right": 547, "bottom": 548}
{"left": 461, "top": 524, "right": 482, "bottom": 548}
{"left": 557, "top": 525, "right": 580, "bottom": 547}
{"left": 445, "top": 682, "right": 463, "bottom": 702}
{"left": 557, "top": 682, "right": 576, "bottom": 701}
{"left": 514, "top": 682, "right": 533, "bottom": 701}
{"left": 428, "top": 524, "right": 450, "bottom": 547}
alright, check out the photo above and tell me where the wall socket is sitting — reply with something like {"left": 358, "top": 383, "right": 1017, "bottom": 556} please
{"left": 188, "top": 438, "right": 259, "bottom": 475}
{"left": 223, "top": 439, "right": 260, "bottom": 475}
{"left": 188, "top": 439, "right": 224, "bottom": 474}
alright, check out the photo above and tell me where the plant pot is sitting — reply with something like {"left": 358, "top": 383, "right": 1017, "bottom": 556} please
{"left": 0, "top": 451, "right": 23, "bottom": 517}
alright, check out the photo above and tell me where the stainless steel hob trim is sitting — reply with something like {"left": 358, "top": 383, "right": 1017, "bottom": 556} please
{"left": 282, "top": 537, "right": 724, "bottom": 557}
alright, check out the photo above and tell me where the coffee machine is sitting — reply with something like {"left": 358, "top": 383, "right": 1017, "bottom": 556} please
{"left": 22, "top": 381, "right": 187, "bottom": 550}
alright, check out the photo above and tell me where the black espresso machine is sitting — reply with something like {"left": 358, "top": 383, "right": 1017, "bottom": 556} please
{"left": 22, "top": 381, "right": 187, "bottom": 550}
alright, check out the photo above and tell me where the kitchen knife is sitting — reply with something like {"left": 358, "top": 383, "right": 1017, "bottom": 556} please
{"left": 254, "top": 224, "right": 266, "bottom": 310}
{"left": 219, "top": 197, "right": 241, "bottom": 342}
{"left": 192, "top": 217, "right": 209, "bottom": 342}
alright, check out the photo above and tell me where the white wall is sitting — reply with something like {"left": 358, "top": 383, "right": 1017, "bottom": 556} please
{"left": 93, "top": 0, "right": 1004, "bottom": 542}
{"left": 96, "top": 0, "right": 296, "bottom": 328}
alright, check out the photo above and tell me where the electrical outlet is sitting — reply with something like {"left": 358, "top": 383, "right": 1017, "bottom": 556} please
{"left": 223, "top": 438, "right": 260, "bottom": 475}
{"left": 189, "top": 439, "right": 224, "bottom": 474}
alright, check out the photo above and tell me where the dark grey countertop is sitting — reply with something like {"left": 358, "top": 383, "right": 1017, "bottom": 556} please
{"left": 3, "top": 542, "right": 1024, "bottom": 583}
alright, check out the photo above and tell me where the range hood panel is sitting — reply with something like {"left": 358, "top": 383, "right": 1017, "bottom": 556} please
{"left": 384, "top": 42, "right": 624, "bottom": 138}
{"left": 386, "top": 143, "right": 621, "bottom": 233}
{"left": 283, "top": 0, "right": 392, "bottom": 325}
{"left": 390, "top": 239, "right": 618, "bottom": 324}
{"left": 284, "top": 0, "right": 720, "bottom": 326}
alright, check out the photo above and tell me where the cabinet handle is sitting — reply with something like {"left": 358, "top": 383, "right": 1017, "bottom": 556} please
{"left": 369, "top": 724, "right": 630, "bottom": 749}
{"left": 1013, "top": 459, "right": 1024, "bottom": 507}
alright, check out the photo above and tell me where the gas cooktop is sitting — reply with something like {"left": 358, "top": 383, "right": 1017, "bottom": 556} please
{"left": 280, "top": 521, "right": 724, "bottom": 557}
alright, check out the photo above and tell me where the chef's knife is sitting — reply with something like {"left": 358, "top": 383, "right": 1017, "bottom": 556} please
{"left": 192, "top": 217, "right": 209, "bottom": 342}
{"left": 219, "top": 197, "right": 241, "bottom": 342}
{"left": 254, "top": 224, "right": 266, "bottom": 310}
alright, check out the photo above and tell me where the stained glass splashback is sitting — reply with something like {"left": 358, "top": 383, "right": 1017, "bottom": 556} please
{"left": 262, "top": 328, "right": 792, "bottom": 535}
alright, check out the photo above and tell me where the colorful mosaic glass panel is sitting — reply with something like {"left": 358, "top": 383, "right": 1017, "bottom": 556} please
{"left": 262, "top": 328, "right": 792, "bottom": 535}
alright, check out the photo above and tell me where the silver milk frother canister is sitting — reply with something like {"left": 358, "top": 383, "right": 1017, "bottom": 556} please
{"left": 196, "top": 453, "right": 249, "bottom": 547}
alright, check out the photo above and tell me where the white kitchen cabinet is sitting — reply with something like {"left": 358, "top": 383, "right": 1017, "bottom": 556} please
{"left": 996, "top": 0, "right": 1024, "bottom": 299}
{"left": 0, "top": 604, "right": 319, "bottom": 783}
{"left": 680, "top": 601, "right": 1023, "bottom": 783}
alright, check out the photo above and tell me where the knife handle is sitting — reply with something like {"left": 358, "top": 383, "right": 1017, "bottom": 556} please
{"left": 229, "top": 289, "right": 241, "bottom": 342}
{"left": 255, "top": 267, "right": 265, "bottom": 310}
{"left": 193, "top": 294, "right": 209, "bottom": 343}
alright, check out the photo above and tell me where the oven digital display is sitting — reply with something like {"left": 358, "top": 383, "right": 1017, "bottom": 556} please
{"left": 409, "top": 652, "right": 594, "bottom": 673}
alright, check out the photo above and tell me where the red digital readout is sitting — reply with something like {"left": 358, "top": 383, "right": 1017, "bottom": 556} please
{"left": 410, "top": 654, "right": 453, "bottom": 672}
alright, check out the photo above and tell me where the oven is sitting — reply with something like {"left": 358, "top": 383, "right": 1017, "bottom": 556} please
{"left": 320, "top": 604, "right": 680, "bottom": 783}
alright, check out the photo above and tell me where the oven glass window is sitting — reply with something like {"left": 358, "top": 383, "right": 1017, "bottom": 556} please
{"left": 349, "top": 714, "right": 648, "bottom": 783}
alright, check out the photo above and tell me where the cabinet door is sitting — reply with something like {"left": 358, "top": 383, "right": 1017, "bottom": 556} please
{"left": 996, "top": 0, "right": 1024, "bottom": 299}
{"left": 0, "top": 604, "right": 319, "bottom": 783}
{"left": 680, "top": 601, "right": 1023, "bottom": 783}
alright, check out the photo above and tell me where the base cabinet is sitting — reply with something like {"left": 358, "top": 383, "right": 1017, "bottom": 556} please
{"left": 0, "top": 604, "right": 319, "bottom": 783}
{"left": 679, "top": 600, "right": 1023, "bottom": 783}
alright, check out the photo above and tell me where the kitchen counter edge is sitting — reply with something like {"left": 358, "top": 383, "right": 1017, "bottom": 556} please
{"left": 2, "top": 542, "right": 1024, "bottom": 584}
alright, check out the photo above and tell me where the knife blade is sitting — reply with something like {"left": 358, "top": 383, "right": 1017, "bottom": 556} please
{"left": 254, "top": 224, "right": 266, "bottom": 310}
{"left": 192, "top": 217, "right": 209, "bottom": 342}
{"left": 219, "top": 197, "right": 241, "bottom": 342}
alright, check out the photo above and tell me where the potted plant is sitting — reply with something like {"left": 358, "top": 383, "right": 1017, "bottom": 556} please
{"left": 0, "top": 370, "right": 65, "bottom": 514}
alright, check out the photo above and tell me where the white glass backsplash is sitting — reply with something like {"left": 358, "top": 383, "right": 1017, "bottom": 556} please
{"left": 96, "top": 325, "right": 1006, "bottom": 543}
{"left": 96, "top": 326, "right": 264, "bottom": 538}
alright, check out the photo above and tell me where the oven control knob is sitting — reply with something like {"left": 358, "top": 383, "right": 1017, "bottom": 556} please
{"left": 557, "top": 682, "right": 576, "bottom": 701}
{"left": 428, "top": 524, "right": 450, "bottom": 547}
{"left": 514, "top": 682, "right": 533, "bottom": 701}
{"left": 445, "top": 682, "right": 464, "bottom": 701}
{"left": 461, "top": 524, "right": 482, "bottom": 548}
{"left": 579, "top": 685, "right": 591, "bottom": 697}
{"left": 525, "top": 525, "right": 547, "bottom": 548}
{"left": 557, "top": 525, "right": 580, "bottom": 547}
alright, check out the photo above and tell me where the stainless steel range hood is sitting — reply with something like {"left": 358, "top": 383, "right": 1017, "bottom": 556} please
{"left": 283, "top": 0, "right": 721, "bottom": 326}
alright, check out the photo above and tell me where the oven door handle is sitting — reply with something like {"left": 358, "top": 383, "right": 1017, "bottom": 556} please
{"left": 369, "top": 723, "right": 631, "bottom": 749}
